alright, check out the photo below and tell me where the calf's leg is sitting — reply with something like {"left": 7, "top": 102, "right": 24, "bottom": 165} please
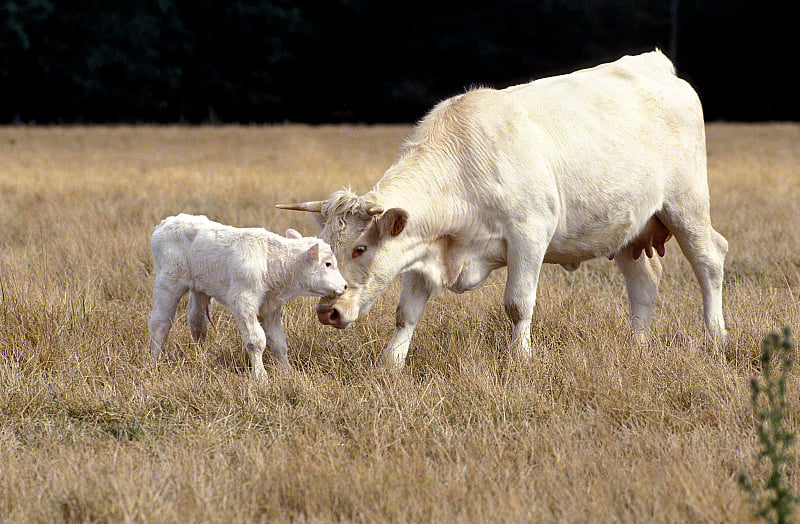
{"left": 148, "top": 279, "right": 187, "bottom": 362}
{"left": 232, "top": 296, "right": 268, "bottom": 380}
{"left": 260, "top": 307, "right": 292, "bottom": 369}
{"left": 187, "top": 291, "right": 212, "bottom": 342}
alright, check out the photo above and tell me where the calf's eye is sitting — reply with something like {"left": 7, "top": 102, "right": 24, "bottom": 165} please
{"left": 325, "top": 261, "right": 332, "bottom": 268}
{"left": 352, "top": 245, "right": 366, "bottom": 258}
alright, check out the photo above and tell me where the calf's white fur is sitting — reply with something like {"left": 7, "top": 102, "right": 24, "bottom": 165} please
{"left": 147, "top": 214, "right": 346, "bottom": 379}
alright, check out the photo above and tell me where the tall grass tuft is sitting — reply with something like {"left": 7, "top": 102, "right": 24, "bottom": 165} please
{"left": 740, "top": 327, "right": 798, "bottom": 524}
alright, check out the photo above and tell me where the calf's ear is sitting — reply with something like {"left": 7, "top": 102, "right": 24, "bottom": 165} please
{"left": 305, "top": 243, "right": 319, "bottom": 262}
{"left": 377, "top": 208, "right": 408, "bottom": 237}
{"left": 286, "top": 228, "right": 302, "bottom": 239}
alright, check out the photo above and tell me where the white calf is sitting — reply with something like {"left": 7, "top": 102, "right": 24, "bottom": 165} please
{"left": 147, "top": 214, "right": 347, "bottom": 379}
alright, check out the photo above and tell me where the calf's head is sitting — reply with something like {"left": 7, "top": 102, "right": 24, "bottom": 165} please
{"left": 286, "top": 229, "right": 348, "bottom": 298}
{"left": 278, "top": 191, "right": 408, "bottom": 328}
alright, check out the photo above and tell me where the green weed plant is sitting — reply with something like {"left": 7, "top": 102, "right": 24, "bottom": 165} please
{"left": 740, "top": 327, "right": 798, "bottom": 524}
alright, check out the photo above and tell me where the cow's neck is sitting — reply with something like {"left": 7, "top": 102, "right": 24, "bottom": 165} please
{"left": 367, "top": 156, "right": 462, "bottom": 240}
{"left": 364, "top": 165, "right": 475, "bottom": 290}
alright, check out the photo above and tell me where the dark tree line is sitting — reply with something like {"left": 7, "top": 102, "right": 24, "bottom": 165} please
{"left": 1, "top": 0, "right": 797, "bottom": 123}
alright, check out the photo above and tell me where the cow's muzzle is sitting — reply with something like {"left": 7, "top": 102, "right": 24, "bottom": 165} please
{"left": 316, "top": 302, "right": 349, "bottom": 329}
{"left": 317, "top": 305, "right": 341, "bottom": 328}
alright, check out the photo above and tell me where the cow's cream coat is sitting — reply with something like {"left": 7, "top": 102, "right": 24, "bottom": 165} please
{"left": 148, "top": 214, "right": 346, "bottom": 379}
{"left": 295, "top": 50, "right": 727, "bottom": 368}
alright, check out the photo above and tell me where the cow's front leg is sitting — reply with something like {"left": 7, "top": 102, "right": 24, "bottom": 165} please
{"left": 260, "top": 307, "right": 292, "bottom": 370}
{"left": 503, "top": 231, "right": 549, "bottom": 359}
{"left": 382, "top": 271, "right": 433, "bottom": 369}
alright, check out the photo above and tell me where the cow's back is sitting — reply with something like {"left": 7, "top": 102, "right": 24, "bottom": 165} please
{"left": 507, "top": 50, "right": 698, "bottom": 121}
{"left": 505, "top": 49, "right": 704, "bottom": 175}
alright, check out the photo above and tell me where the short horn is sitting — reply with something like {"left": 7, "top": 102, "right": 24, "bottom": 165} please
{"left": 275, "top": 201, "right": 324, "bottom": 213}
{"left": 366, "top": 204, "right": 384, "bottom": 216}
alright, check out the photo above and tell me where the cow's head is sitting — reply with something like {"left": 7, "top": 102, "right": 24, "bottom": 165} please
{"left": 277, "top": 190, "right": 408, "bottom": 328}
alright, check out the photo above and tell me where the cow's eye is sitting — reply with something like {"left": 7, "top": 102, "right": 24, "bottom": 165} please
{"left": 352, "top": 245, "right": 367, "bottom": 258}
{"left": 325, "top": 261, "right": 332, "bottom": 268}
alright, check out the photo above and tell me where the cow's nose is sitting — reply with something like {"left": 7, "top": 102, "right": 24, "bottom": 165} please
{"left": 317, "top": 306, "right": 344, "bottom": 328}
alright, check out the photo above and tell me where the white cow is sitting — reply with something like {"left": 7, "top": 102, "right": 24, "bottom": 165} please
{"left": 147, "top": 214, "right": 347, "bottom": 379}
{"left": 278, "top": 50, "right": 728, "bottom": 369}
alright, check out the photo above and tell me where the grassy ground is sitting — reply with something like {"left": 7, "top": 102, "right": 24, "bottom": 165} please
{"left": 1, "top": 123, "right": 799, "bottom": 522}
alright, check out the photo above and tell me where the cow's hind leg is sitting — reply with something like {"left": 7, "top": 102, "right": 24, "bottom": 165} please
{"left": 382, "top": 271, "right": 433, "bottom": 370}
{"left": 148, "top": 280, "right": 187, "bottom": 362}
{"left": 660, "top": 210, "right": 728, "bottom": 343}
{"left": 187, "top": 291, "right": 212, "bottom": 343}
{"left": 615, "top": 251, "right": 663, "bottom": 345}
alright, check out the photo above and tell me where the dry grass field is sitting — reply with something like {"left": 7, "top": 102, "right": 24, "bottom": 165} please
{"left": 1, "top": 123, "right": 799, "bottom": 522}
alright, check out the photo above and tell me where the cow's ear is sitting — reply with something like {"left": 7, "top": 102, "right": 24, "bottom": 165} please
{"left": 305, "top": 243, "right": 319, "bottom": 262}
{"left": 286, "top": 228, "right": 302, "bottom": 239}
{"left": 377, "top": 208, "right": 408, "bottom": 237}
